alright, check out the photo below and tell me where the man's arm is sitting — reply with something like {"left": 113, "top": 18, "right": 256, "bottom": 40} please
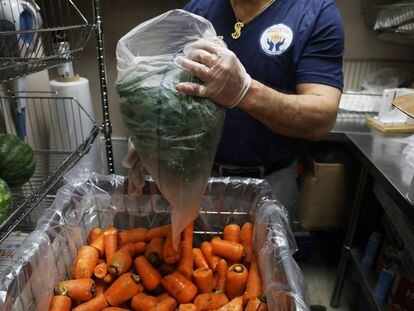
{"left": 238, "top": 81, "right": 341, "bottom": 141}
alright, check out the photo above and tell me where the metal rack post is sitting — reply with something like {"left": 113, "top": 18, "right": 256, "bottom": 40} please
{"left": 93, "top": 0, "right": 114, "bottom": 174}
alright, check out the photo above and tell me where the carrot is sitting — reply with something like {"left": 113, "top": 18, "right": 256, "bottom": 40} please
{"left": 147, "top": 224, "right": 171, "bottom": 241}
{"left": 94, "top": 262, "right": 108, "bottom": 279}
{"left": 49, "top": 295, "right": 71, "bottom": 311}
{"left": 240, "top": 222, "right": 254, "bottom": 264}
{"left": 104, "top": 227, "right": 118, "bottom": 264}
{"left": 108, "top": 243, "right": 135, "bottom": 276}
{"left": 103, "top": 273, "right": 114, "bottom": 284}
{"left": 163, "top": 229, "right": 181, "bottom": 264}
{"left": 193, "top": 268, "right": 213, "bottom": 293}
{"left": 72, "top": 293, "right": 109, "bottom": 311}
{"left": 216, "top": 259, "right": 227, "bottom": 292}
{"left": 274, "top": 291, "right": 293, "bottom": 310}
{"left": 215, "top": 296, "right": 243, "bottom": 311}
{"left": 73, "top": 245, "right": 99, "bottom": 279}
{"left": 245, "top": 297, "right": 268, "bottom": 311}
{"left": 178, "top": 304, "right": 196, "bottom": 311}
{"left": 159, "top": 262, "right": 176, "bottom": 276}
{"left": 243, "top": 260, "right": 263, "bottom": 303}
{"left": 224, "top": 223, "right": 241, "bottom": 243}
{"left": 201, "top": 242, "right": 219, "bottom": 271}
{"left": 177, "top": 239, "right": 193, "bottom": 279}
{"left": 156, "top": 293, "right": 171, "bottom": 301}
{"left": 91, "top": 233, "right": 105, "bottom": 257}
{"left": 102, "top": 308, "right": 131, "bottom": 311}
{"left": 182, "top": 222, "right": 194, "bottom": 243}
{"left": 149, "top": 297, "right": 177, "bottom": 311}
{"left": 55, "top": 278, "right": 96, "bottom": 301}
{"left": 161, "top": 271, "right": 198, "bottom": 304}
{"left": 134, "top": 241, "right": 146, "bottom": 254}
{"left": 118, "top": 227, "right": 148, "bottom": 246}
{"left": 88, "top": 227, "right": 104, "bottom": 244}
{"left": 194, "top": 292, "right": 228, "bottom": 310}
{"left": 145, "top": 237, "right": 165, "bottom": 266}
{"left": 193, "top": 248, "right": 209, "bottom": 269}
{"left": 211, "top": 237, "right": 244, "bottom": 262}
{"left": 95, "top": 279, "right": 107, "bottom": 295}
{"left": 226, "top": 264, "right": 248, "bottom": 299}
{"left": 104, "top": 272, "right": 141, "bottom": 306}
{"left": 131, "top": 293, "right": 158, "bottom": 310}
{"left": 213, "top": 273, "right": 218, "bottom": 290}
{"left": 133, "top": 255, "right": 162, "bottom": 291}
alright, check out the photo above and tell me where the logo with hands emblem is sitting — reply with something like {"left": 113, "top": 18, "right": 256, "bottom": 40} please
{"left": 260, "top": 24, "right": 293, "bottom": 56}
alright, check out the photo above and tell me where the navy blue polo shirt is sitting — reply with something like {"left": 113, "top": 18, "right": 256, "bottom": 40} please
{"left": 184, "top": 0, "right": 344, "bottom": 167}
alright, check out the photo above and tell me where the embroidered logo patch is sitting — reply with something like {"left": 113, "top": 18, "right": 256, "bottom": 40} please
{"left": 260, "top": 24, "right": 293, "bottom": 56}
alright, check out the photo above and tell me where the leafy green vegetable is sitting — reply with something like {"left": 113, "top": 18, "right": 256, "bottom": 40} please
{"left": 117, "top": 64, "right": 224, "bottom": 205}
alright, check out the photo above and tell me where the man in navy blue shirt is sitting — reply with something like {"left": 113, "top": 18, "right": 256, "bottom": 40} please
{"left": 125, "top": 0, "right": 344, "bottom": 220}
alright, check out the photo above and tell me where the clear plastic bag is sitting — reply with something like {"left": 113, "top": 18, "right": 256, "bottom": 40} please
{"left": 0, "top": 174, "right": 309, "bottom": 311}
{"left": 115, "top": 9, "right": 225, "bottom": 248}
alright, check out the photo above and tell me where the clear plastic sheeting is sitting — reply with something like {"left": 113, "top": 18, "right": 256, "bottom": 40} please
{"left": 0, "top": 174, "right": 308, "bottom": 310}
{"left": 116, "top": 9, "right": 225, "bottom": 248}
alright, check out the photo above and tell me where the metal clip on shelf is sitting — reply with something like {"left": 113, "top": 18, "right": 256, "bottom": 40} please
{"left": 0, "top": 91, "right": 99, "bottom": 243}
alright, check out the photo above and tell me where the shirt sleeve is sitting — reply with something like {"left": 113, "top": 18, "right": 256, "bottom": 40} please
{"left": 295, "top": 1, "right": 344, "bottom": 90}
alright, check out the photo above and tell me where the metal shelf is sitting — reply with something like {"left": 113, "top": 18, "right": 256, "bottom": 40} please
{"left": 0, "top": 0, "right": 95, "bottom": 82}
{"left": 0, "top": 91, "right": 99, "bottom": 244}
{"left": 349, "top": 248, "right": 389, "bottom": 311}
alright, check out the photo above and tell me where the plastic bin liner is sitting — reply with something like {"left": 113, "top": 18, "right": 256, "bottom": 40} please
{"left": 116, "top": 9, "right": 225, "bottom": 248}
{"left": 0, "top": 174, "right": 309, "bottom": 310}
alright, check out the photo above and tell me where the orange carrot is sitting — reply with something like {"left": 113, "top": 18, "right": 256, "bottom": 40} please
{"left": 49, "top": 295, "right": 71, "bottom": 311}
{"left": 216, "top": 259, "right": 227, "bottom": 292}
{"left": 161, "top": 271, "right": 198, "bottom": 304}
{"left": 72, "top": 293, "right": 109, "bottom": 311}
{"left": 118, "top": 227, "right": 148, "bottom": 246}
{"left": 211, "top": 237, "right": 244, "bottom": 262}
{"left": 177, "top": 223, "right": 194, "bottom": 276}
{"left": 243, "top": 260, "right": 263, "bottom": 303}
{"left": 193, "top": 248, "right": 209, "bottom": 269}
{"left": 147, "top": 225, "right": 171, "bottom": 241}
{"left": 104, "top": 272, "right": 141, "bottom": 306}
{"left": 162, "top": 229, "right": 180, "bottom": 264}
{"left": 216, "top": 296, "right": 243, "bottom": 311}
{"left": 201, "top": 242, "right": 219, "bottom": 271}
{"left": 193, "top": 268, "right": 213, "bottom": 293}
{"left": 213, "top": 273, "right": 218, "bottom": 290}
{"left": 95, "top": 279, "right": 107, "bottom": 295}
{"left": 226, "top": 264, "right": 248, "bottom": 299}
{"left": 133, "top": 255, "right": 162, "bottom": 291}
{"left": 131, "top": 293, "right": 158, "bottom": 310}
{"left": 178, "top": 304, "right": 196, "bottom": 311}
{"left": 108, "top": 243, "right": 135, "bottom": 276}
{"left": 88, "top": 227, "right": 103, "bottom": 244}
{"left": 73, "top": 245, "right": 99, "bottom": 279}
{"left": 194, "top": 292, "right": 228, "bottom": 310}
{"left": 245, "top": 297, "right": 268, "bottom": 311}
{"left": 156, "top": 293, "right": 171, "bottom": 301}
{"left": 145, "top": 237, "right": 165, "bottom": 266}
{"left": 240, "top": 222, "right": 254, "bottom": 264}
{"left": 159, "top": 262, "right": 176, "bottom": 276}
{"left": 149, "top": 297, "right": 177, "bottom": 311}
{"left": 103, "top": 273, "right": 114, "bottom": 284}
{"left": 102, "top": 308, "right": 131, "bottom": 311}
{"left": 90, "top": 233, "right": 105, "bottom": 257}
{"left": 224, "top": 223, "right": 241, "bottom": 243}
{"left": 134, "top": 241, "right": 147, "bottom": 255}
{"left": 55, "top": 278, "right": 96, "bottom": 302}
{"left": 104, "top": 227, "right": 118, "bottom": 264}
{"left": 94, "top": 262, "right": 108, "bottom": 279}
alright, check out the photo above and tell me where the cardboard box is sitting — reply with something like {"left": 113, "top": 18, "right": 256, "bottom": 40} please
{"left": 298, "top": 160, "right": 349, "bottom": 231}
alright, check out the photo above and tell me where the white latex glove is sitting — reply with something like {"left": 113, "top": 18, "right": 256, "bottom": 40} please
{"left": 122, "top": 139, "right": 145, "bottom": 197}
{"left": 175, "top": 38, "right": 252, "bottom": 108}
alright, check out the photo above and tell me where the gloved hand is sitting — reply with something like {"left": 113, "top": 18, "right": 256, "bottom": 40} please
{"left": 175, "top": 38, "right": 252, "bottom": 108}
{"left": 122, "top": 139, "right": 145, "bottom": 197}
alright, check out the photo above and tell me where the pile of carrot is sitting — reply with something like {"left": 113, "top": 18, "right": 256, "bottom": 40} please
{"left": 49, "top": 222, "right": 278, "bottom": 311}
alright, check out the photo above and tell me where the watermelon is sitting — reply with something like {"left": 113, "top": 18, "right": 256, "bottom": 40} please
{"left": 0, "top": 178, "right": 11, "bottom": 221}
{"left": 0, "top": 134, "right": 36, "bottom": 187}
